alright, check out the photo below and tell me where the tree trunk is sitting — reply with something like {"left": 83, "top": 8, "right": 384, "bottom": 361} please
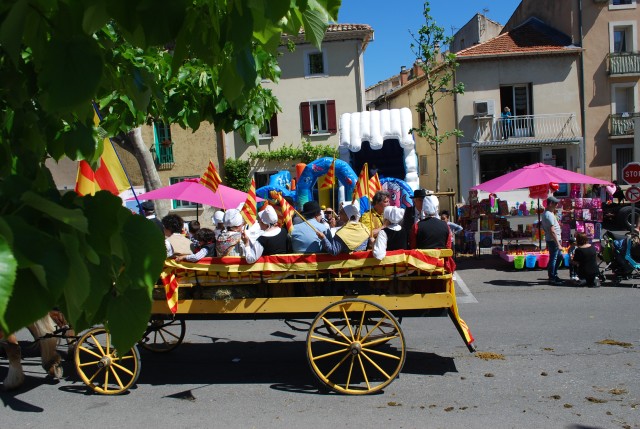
{"left": 112, "top": 127, "right": 171, "bottom": 218}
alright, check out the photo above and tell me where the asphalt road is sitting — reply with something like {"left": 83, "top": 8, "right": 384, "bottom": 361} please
{"left": 1, "top": 256, "right": 639, "bottom": 429}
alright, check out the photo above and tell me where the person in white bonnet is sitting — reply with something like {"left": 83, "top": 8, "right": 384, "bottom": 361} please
{"left": 373, "top": 206, "right": 407, "bottom": 260}
{"left": 243, "top": 205, "right": 290, "bottom": 263}
{"left": 318, "top": 201, "right": 371, "bottom": 254}
{"left": 412, "top": 196, "right": 450, "bottom": 249}
{"left": 212, "top": 210, "right": 225, "bottom": 238}
{"left": 215, "top": 208, "right": 246, "bottom": 257}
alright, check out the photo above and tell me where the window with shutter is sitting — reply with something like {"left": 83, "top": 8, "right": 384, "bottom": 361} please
{"left": 301, "top": 100, "right": 337, "bottom": 134}
{"left": 259, "top": 114, "right": 278, "bottom": 139}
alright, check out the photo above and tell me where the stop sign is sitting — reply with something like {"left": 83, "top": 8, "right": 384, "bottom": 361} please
{"left": 622, "top": 162, "right": 640, "bottom": 185}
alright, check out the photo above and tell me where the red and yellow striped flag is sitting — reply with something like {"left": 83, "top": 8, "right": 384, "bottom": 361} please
{"left": 319, "top": 158, "right": 336, "bottom": 189}
{"left": 75, "top": 113, "right": 130, "bottom": 196}
{"left": 200, "top": 160, "right": 222, "bottom": 193}
{"left": 270, "top": 191, "right": 294, "bottom": 233}
{"left": 352, "top": 163, "right": 369, "bottom": 202}
{"left": 240, "top": 178, "right": 257, "bottom": 225}
{"left": 161, "top": 271, "right": 179, "bottom": 314}
{"left": 369, "top": 172, "right": 381, "bottom": 197}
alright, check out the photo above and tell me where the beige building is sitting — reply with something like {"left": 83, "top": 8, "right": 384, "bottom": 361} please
{"left": 450, "top": 13, "right": 504, "bottom": 54}
{"left": 368, "top": 63, "right": 458, "bottom": 198}
{"left": 226, "top": 24, "right": 374, "bottom": 188}
{"left": 503, "top": 0, "right": 640, "bottom": 183}
{"left": 456, "top": 18, "right": 583, "bottom": 204}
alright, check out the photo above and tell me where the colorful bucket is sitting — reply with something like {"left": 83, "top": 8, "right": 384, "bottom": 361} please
{"left": 514, "top": 255, "right": 525, "bottom": 269}
{"left": 537, "top": 253, "right": 550, "bottom": 268}
{"left": 525, "top": 254, "right": 537, "bottom": 269}
{"left": 563, "top": 253, "right": 571, "bottom": 267}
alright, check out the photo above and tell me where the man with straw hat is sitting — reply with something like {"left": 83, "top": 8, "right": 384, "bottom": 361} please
{"left": 291, "top": 201, "right": 331, "bottom": 253}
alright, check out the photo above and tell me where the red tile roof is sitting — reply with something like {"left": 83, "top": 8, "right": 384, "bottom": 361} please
{"left": 457, "top": 18, "right": 581, "bottom": 59}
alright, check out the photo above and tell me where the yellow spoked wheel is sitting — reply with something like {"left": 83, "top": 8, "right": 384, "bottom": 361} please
{"left": 74, "top": 327, "right": 141, "bottom": 395}
{"left": 139, "top": 318, "right": 185, "bottom": 353}
{"left": 306, "top": 299, "right": 406, "bottom": 395}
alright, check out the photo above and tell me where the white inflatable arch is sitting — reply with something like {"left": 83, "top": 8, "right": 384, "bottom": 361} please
{"left": 338, "top": 108, "right": 419, "bottom": 191}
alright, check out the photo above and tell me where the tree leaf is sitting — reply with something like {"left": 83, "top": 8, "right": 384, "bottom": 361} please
{"left": 38, "top": 35, "right": 104, "bottom": 112}
{"left": 59, "top": 232, "right": 91, "bottom": 324}
{"left": 0, "top": 233, "right": 17, "bottom": 333}
{"left": 21, "top": 191, "right": 89, "bottom": 233}
{"left": 0, "top": 0, "right": 28, "bottom": 66}
{"left": 106, "top": 285, "right": 152, "bottom": 353}
{"left": 301, "top": 9, "right": 328, "bottom": 50}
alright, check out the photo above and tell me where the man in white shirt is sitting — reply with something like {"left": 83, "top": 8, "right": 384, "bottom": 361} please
{"left": 541, "top": 196, "right": 564, "bottom": 285}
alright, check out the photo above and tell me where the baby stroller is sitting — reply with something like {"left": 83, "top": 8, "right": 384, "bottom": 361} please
{"left": 599, "top": 230, "right": 640, "bottom": 287}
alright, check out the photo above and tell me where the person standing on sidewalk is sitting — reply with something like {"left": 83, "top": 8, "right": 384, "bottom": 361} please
{"left": 541, "top": 196, "right": 564, "bottom": 285}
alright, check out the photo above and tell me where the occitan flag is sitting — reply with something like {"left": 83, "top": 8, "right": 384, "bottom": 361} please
{"left": 270, "top": 190, "right": 294, "bottom": 233}
{"left": 240, "top": 178, "right": 257, "bottom": 225}
{"left": 319, "top": 158, "right": 335, "bottom": 189}
{"left": 352, "top": 163, "right": 369, "bottom": 202}
{"left": 161, "top": 271, "right": 179, "bottom": 314}
{"left": 75, "top": 113, "right": 130, "bottom": 196}
{"left": 200, "top": 160, "right": 222, "bottom": 193}
{"left": 369, "top": 172, "right": 381, "bottom": 197}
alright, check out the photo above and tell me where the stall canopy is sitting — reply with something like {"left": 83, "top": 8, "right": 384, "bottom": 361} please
{"left": 471, "top": 163, "right": 612, "bottom": 193}
{"left": 127, "top": 178, "right": 263, "bottom": 209}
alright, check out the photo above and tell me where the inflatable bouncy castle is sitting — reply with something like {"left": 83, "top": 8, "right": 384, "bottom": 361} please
{"left": 256, "top": 108, "right": 419, "bottom": 212}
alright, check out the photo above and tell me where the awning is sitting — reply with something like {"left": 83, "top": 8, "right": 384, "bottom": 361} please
{"left": 472, "top": 138, "right": 580, "bottom": 150}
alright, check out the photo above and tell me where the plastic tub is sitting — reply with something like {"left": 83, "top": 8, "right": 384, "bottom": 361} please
{"left": 537, "top": 253, "right": 550, "bottom": 268}
{"left": 563, "top": 253, "right": 570, "bottom": 267}
{"left": 525, "top": 254, "right": 537, "bottom": 269}
{"left": 514, "top": 255, "right": 525, "bottom": 270}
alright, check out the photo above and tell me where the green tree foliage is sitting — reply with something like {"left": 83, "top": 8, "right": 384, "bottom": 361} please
{"left": 248, "top": 140, "right": 337, "bottom": 164}
{"left": 224, "top": 159, "right": 251, "bottom": 192}
{"left": 410, "top": 1, "right": 464, "bottom": 192}
{"left": 0, "top": 0, "right": 340, "bottom": 351}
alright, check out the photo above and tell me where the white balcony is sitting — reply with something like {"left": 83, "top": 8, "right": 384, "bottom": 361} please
{"left": 473, "top": 113, "right": 580, "bottom": 147}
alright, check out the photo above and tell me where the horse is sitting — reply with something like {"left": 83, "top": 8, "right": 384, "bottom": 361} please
{"left": 0, "top": 312, "right": 68, "bottom": 390}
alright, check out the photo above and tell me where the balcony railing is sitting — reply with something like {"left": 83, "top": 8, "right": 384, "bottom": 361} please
{"left": 610, "top": 112, "right": 639, "bottom": 137}
{"left": 474, "top": 113, "right": 579, "bottom": 143}
{"left": 152, "top": 143, "right": 175, "bottom": 170}
{"left": 608, "top": 52, "right": 640, "bottom": 75}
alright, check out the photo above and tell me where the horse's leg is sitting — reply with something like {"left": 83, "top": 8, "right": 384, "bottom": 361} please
{"left": 27, "top": 316, "right": 62, "bottom": 379}
{"left": 1, "top": 334, "right": 25, "bottom": 390}
{"left": 49, "top": 310, "right": 76, "bottom": 358}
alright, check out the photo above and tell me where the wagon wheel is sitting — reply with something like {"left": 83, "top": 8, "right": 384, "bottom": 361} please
{"left": 74, "top": 327, "right": 141, "bottom": 395}
{"left": 139, "top": 318, "right": 186, "bottom": 353}
{"left": 306, "top": 298, "right": 406, "bottom": 395}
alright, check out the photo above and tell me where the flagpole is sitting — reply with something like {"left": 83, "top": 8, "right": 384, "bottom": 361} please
{"left": 331, "top": 153, "right": 336, "bottom": 212}
{"left": 366, "top": 163, "right": 375, "bottom": 239}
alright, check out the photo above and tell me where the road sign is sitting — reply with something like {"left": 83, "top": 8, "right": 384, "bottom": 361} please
{"left": 622, "top": 162, "right": 640, "bottom": 185}
{"left": 625, "top": 186, "right": 640, "bottom": 203}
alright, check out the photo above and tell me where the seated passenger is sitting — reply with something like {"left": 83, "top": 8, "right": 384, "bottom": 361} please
{"left": 360, "top": 190, "right": 390, "bottom": 239}
{"left": 175, "top": 228, "right": 216, "bottom": 262}
{"left": 216, "top": 209, "right": 246, "bottom": 257}
{"left": 319, "top": 201, "right": 370, "bottom": 255}
{"left": 212, "top": 211, "right": 225, "bottom": 238}
{"left": 244, "top": 205, "right": 291, "bottom": 263}
{"left": 162, "top": 214, "right": 193, "bottom": 257}
{"left": 412, "top": 197, "right": 450, "bottom": 249}
{"left": 373, "top": 206, "right": 407, "bottom": 260}
{"left": 291, "top": 201, "right": 332, "bottom": 253}
{"left": 187, "top": 220, "right": 201, "bottom": 252}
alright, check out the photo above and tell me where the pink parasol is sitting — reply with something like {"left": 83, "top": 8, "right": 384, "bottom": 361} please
{"left": 127, "top": 178, "right": 262, "bottom": 209}
{"left": 471, "top": 163, "right": 611, "bottom": 193}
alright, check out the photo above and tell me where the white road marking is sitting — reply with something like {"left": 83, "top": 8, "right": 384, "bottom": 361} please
{"left": 454, "top": 272, "right": 478, "bottom": 303}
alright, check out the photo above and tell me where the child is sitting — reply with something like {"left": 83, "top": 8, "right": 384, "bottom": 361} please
{"left": 187, "top": 220, "right": 201, "bottom": 252}
{"left": 440, "top": 210, "right": 463, "bottom": 249}
{"left": 176, "top": 228, "right": 216, "bottom": 262}
{"left": 162, "top": 214, "right": 193, "bottom": 257}
{"left": 567, "top": 236, "right": 578, "bottom": 282}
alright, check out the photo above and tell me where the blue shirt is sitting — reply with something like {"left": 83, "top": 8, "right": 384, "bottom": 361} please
{"left": 291, "top": 218, "right": 330, "bottom": 253}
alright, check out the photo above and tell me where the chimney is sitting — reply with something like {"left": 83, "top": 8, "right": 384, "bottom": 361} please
{"left": 400, "top": 66, "right": 409, "bottom": 86}
{"left": 412, "top": 60, "right": 424, "bottom": 79}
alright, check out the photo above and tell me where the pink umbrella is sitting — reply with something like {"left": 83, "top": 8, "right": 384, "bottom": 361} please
{"left": 471, "top": 163, "right": 611, "bottom": 192}
{"left": 127, "top": 178, "right": 262, "bottom": 209}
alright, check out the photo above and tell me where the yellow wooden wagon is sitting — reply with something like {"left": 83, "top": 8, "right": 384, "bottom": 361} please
{"left": 73, "top": 249, "right": 475, "bottom": 395}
